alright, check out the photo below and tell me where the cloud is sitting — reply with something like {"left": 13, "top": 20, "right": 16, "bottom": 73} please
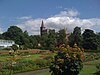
{"left": 16, "top": 9, "right": 100, "bottom": 35}
{"left": 0, "top": 27, "right": 3, "bottom": 34}
{"left": 54, "top": 9, "right": 79, "bottom": 17}
{"left": 17, "top": 16, "right": 32, "bottom": 20}
{"left": 17, "top": 18, "right": 45, "bottom": 35}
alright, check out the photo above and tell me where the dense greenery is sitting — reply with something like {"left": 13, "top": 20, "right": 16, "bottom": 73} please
{"left": 50, "top": 44, "right": 84, "bottom": 75}
{"left": 0, "top": 49, "right": 100, "bottom": 75}
{"left": 69, "top": 27, "right": 82, "bottom": 47}
{"left": 69, "top": 27, "right": 99, "bottom": 50}
{"left": 0, "top": 25, "right": 100, "bottom": 50}
{"left": 82, "top": 29, "right": 98, "bottom": 50}
{"left": 0, "top": 50, "right": 54, "bottom": 74}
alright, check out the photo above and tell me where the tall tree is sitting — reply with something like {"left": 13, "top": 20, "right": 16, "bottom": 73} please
{"left": 40, "top": 32, "right": 48, "bottom": 49}
{"left": 46, "top": 29, "right": 56, "bottom": 50}
{"left": 20, "top": 30, "right": 30, "bottom": 49}
{"left": 29, "top": 35, "right": 40, "bottom": 49}
{"left": 69, "top": 27, "right": 82, "bottom": 47}
{"left": 57, "top": 29, "right": 67, "bottom": 46}
{"left": 82, "top": 29, "right": 98, "bottom": 50}
{"left": 2, "top": 26, "right": 23, "bottom": 45}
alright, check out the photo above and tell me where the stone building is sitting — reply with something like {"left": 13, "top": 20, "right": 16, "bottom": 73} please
{"left": 40, "top": 20, "right": 48, "bottom": 36}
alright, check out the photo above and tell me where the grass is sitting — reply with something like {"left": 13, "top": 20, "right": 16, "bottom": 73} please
{"left": 79, "top": 65, "right": 96, "bottom": 75}
{"left": 0, "top": 53, "right": 41, "bottom": 61}
{"left": 34, "top": 66, "right": 96, "bottom": 75}
{"left": 0, "top": 49, "right": 99, "bottom": 75}
{"left": 34, "top": 72, "right": 50, "bottom": 75}
{"left": 34, "top": 59, "right": 100, "bottom": 75}
{"left": 21, "top": 54, "right": 41, "bottom": 60}
{"left": 0, "top": 55, "right": 12, "bottom": 61}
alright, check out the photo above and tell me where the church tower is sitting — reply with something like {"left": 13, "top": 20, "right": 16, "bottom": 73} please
{"left": 40, "top": 20, "right": 47, "bottom": 36}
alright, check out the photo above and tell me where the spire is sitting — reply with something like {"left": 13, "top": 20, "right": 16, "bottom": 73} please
{"left": 41, "top": 20, "right": 44, "bottom": 27}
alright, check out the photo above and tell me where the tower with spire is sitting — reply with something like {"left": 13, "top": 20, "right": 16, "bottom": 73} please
{"left": 40, "top": 20, "right": 47, "bottom": 36}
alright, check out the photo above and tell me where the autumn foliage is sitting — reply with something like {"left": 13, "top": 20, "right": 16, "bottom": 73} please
{"left": 50, "top": 44, "right": 85, "bottom": 75}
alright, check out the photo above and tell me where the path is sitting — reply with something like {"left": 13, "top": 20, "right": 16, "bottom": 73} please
{"left": 14, "top": 68, "right": 49, "bottom": 75}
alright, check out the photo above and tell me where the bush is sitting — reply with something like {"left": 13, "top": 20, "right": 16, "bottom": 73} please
{"left": 50, "top": 44, "right": 85, "bottom": 75}
{"left": 34, "top": 59, "right": 50, "bottom": 68}
{"left": 11, "top": 44, "right": 18, "bottom": 52}
{"left": 0, "top": 61, "right": 13, "bottom": 75}
{"left": 13, "top": 60, "right": 38, "bottom": 73}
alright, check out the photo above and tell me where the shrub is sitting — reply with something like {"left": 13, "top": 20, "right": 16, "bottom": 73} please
{"left": 13, "top": 60, "right": 38, "bottom": 73}
{"left": 0, "top": 61, "right": 13, "bottom": 75}
{"left": 50, "top": 44, "right": 85, "bottom": 75}
{"left": 35, "top": 59, "right": 48, "bottom": 68}
{"left": 11, "top": 44, "right": 18, "bottom": 52}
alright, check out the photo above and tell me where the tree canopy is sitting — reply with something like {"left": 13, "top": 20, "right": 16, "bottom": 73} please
{"left": 82, "top": 29, "right": 98, "bottom": 50}
{"left": 69, "top": 27, "right": 82, "bottom": 47}
{"left": 0, "top": 25, "right": 100, "bottom": 50}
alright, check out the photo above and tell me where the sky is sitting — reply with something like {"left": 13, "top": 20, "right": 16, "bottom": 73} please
{"left": 0, "top": 0, "right": 100, "bottom": 35}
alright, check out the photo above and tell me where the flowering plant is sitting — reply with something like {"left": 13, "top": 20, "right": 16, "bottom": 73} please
{"left": 50, "top": 44, "right": 85, "bottom": 75}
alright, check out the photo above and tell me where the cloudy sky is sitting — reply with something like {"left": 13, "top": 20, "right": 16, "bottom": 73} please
{"left": 0, "top": 0, "right": 100, "bottom": 35}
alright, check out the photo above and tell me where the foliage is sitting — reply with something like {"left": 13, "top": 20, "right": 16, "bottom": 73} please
{"left": 1, "top": 25, "right": 100, "bottom": 50}
{"left": 45, "top": 29, "right": 56, "bottom": 50}
{"left": 39, "top": 29, "right": 56, "bottom": 50}
{"left": 0, "top": 61, "right": 13, "bottom": 75}
{"left": 56, "top": 29, "right": 67, "bottom": 46}
{"left": 0, "top": 50, "right": 54, "bottom": 74}
{"left": 50, "top": 44, "right": 84, "bottom": 75}
{"left": 69, "top": 27, "right": 82, "bottom": 47}
{"left": 82, "top": 29, "right": 98, "bottom": 50}
{"left": 29, "top": 35, "right": 40, "bottom": 49}
{"left": 2, "top": 26, "right": 23, "bottom": 45}
{"left": 11, "top": 44, "right": 18, "bottom": 52}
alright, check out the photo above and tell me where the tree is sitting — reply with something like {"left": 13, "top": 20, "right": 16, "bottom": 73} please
{"left": 82, "top": 29, "right": 98, "bottom": 50}
{"left": 40, "top": 32, "right": 48, "bottom": 49}
{"left": 69, "top": 27, "right": 82, "bottom": 47}
{"left": 2, "top": 26, "right": 23, "bottom": 45}
{"left": 29, "top": 35, "right": 39, "bottom": 48}
{"left": 46, "top": 29, "right": 56, "bottom": 50}
{"left": 20, "top": 30, "right": 30, "bottom": 49}
{"left": 57, "top": 29, "right": 67, "bottom": 46}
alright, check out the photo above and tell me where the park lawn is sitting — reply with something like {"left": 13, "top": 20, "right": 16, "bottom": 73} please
{"left": 0, "top": 54, "right": 41, "bottom": 61}
{"left": 34, "top": 65, "right": 96, "bottom": 75}
{"left": 34, "top": 71, "right": 50, "bottom": 75}
{"left": 79, "top": 65, "right": 96, "bottom": 75}
{"left": 34, "top": 59, "right": 100, "bottom": 75}
{"left": 21, "top": 54, "right": 41, "bottom": 60}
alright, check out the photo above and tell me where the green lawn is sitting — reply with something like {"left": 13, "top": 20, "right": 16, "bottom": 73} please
{"left": 34, "top": 59, "right": 100, "bottom": 75}
{"left": 79, "top": 65, "right": 96, "bottom": 75}
{"left": 34, "top": 72, "right": 50, "bottom": 75}
{"left": 34, "top": 66, "right": 96, "bottom": 75}
{"left": 21, "top": 54, "right": 41, "bottom": 60}
{"left": 0, "top": 54, "right": 41, "bottom": 61}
